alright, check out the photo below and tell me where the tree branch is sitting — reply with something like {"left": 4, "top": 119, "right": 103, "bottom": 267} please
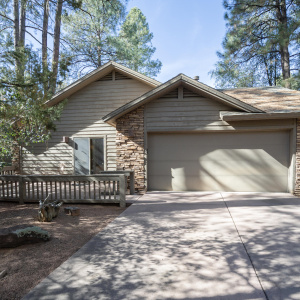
{"left": 0, "top": 80, "right": 34, "bottom": 87}
{"left": 0, "top": 13, "right": 14, "bottom": 22}
{"left": 0, "top": 26, "right": 13, "bottom": 33}
{"left": 25, "top": 30, "right": 52, "bottom": 52}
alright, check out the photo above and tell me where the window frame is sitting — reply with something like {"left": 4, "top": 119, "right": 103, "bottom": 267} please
{"left": 72, "top": 136, "right": 106, "bottom": 175}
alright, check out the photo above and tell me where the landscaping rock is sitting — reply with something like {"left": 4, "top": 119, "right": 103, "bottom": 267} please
{"left": 0, "top": 225, "right": 50, "bottom": 248}
{"left": 64, "top": 207, "right": 80, "bottom": 216}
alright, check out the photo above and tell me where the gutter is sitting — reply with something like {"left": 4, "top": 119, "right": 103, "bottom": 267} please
{"left": 220, "top": 111, "right": 300, "bottom": 121}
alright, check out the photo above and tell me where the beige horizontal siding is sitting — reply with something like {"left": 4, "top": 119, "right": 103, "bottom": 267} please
{"left": 23, "top": 79, "right": 152, "bottom": 174}
{"left": 145, "top": 91, "right": 295, "bottom": 132}
{"left": 145, "top": 94, "right": 236, "bottom": 131}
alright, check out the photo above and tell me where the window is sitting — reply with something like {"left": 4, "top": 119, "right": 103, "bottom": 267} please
{"left": 73, "top": 137, "right": 105, "bottom": 175}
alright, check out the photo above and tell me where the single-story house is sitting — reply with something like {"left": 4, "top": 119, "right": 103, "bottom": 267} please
{"left": 22, "top": 61, "right": 300, "bottom": 195}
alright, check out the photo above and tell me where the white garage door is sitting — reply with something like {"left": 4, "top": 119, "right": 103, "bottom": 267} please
{"left": 147, "top": 131, "right": 290, "bottom": 192}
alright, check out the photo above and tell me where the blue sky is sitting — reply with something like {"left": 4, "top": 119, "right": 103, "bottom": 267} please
{"left": 127, "top": 0, "right": 226, "bottom": 87}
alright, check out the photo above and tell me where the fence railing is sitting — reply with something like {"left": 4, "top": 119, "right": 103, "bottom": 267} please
{"left": 99, "top": 170, "right": 135, "bottom": 195}
{"left": 0, "top": 175, "right": 126, "bottom": 207}
{"left": 0, "top": 166, "right": 16, "bottom": 175}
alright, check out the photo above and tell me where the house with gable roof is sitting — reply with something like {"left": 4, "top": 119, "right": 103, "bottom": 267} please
{"left": 22, "top": 61, "right": 300, "bottom": 195}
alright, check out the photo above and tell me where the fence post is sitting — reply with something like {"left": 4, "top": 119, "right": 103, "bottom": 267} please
{"left": 129, "top": 171, "right": 135, "bottom": 195}
{"left": 19, "top": 176, "right": 24, "bottom": 204}
{"left": 119, "top": 175, "right": 126, "bottom": 208}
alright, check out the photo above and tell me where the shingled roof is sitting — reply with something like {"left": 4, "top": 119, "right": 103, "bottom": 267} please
{"left": 219, "top": 86, "right": 300, "bottom": 113}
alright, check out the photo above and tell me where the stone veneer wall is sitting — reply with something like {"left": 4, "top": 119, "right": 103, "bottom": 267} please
{"left": 116, "top": 106, "right": 146, "bottom": 193}
{"left": 295, "top": 119, "right": 300, "bottom": 196}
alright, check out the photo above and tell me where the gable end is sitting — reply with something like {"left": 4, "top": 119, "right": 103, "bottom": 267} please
{"left": 162, "top": 88, "right": 178, "bottom": 98}
{"left": 103, "top": 74, "right": 264, "bottom": 125}
{"left": 115, "top": 71, "right": 132, "bottom": 80}
{"left": 183, "top": 87, "right": 199, "bottom": 98}
{"left": 46, "top": 61, "right": 160, "bottom": 107}
{"left": 97, "top": 72, "right": 113, "bottom": 81}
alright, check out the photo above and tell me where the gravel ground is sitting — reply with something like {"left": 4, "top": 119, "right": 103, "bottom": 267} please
{"left": 0, "top": 201, "right": 127, "bottom": 300}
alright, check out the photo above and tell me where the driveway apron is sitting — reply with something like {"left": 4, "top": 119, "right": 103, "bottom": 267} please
{"left": 23, "top": 192, "right": 269, "bottom": 300}
{"left": 222, "top": 192, "right": 300, "bottom": 300}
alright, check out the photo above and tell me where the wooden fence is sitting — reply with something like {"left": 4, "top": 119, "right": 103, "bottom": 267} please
{"left": 99, "top": 170, "right": 135, "bottom": 195}
{"left": 0, "top": 166, "right": 16, "bottom": 175}
{"left": 0, "top": 175, "right": 127, "bottom": 207}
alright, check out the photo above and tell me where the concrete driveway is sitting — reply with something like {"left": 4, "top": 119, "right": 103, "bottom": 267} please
{"left": 23, "top": 192, "right": 300, "bottom": 300}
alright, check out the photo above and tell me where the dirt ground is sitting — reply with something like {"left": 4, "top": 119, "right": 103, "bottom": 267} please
{"left": 0, "top": 201, "right": 128, "bottom": 300}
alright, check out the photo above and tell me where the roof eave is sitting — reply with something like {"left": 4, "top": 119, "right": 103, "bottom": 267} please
{"left": 220, "top": 111, "right": 300, "bottom": 121}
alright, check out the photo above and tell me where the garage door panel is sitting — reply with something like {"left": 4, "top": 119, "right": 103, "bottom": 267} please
{"left": 150, "top": 140, "right": 289, "bottom": 163}
{"left": 149, "top": 160, "right": 287, "bottom": 177}
{"left": 149, "top": 162, "right": 287, "bottom": 179}
{"left": 149, "top": 152, "right": 289, "bottom": 168}
{"left": 151, "top": 131, "right": 287, "bottom": 144}
{"left": 202, "top": 149, "right": 289, "bottom": 164}
{"left": 194, "top": 175, "right": 288, "bottom": 192}
{"left": 193, "top": 175, "right": 287, "bottom": 192}
{"left": 147, "top": 132, "right": 290, "bottom": 192}
{"left": 149, "top": 174, "right": 287, "bottom": 192}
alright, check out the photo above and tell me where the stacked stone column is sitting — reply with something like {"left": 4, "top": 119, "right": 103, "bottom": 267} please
{"left": 116, "top": 106, "right": 145, "bottom": 193}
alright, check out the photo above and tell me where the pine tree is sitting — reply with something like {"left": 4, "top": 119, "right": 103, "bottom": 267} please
{"left": 63, "top": 5, "right": 161, "bottom": 79}
{"left": 211, "top": 0, "right": 300, "bottom": 89}
{"left": 0, "top": 0, "right": 82, "bottom": 169}
{"left": 0, "top": 48, "right": 64, "bottom": 171}
{"left": 113, "top": 7, "right": 162, "bottom": 77}
{"left": 62, "top": 0, "right": 127, "bottom": 78}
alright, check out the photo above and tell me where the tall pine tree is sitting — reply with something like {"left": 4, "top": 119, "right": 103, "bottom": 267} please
{"left": 0, "top": 0, "right": 82, "bottom": 169}
{"left": 63, "top": 5, "right": 161, "bottom": 79}
{"left": 62, "top": 0, "right": 127, "bottom": 78}
{"left": 112, "top": 7, "right": 162, "bottom": 77}
{"left": 211, "top": 0, "right": 300, "bottom": 89}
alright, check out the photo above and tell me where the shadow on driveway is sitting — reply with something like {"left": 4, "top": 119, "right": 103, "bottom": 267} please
{"left": 23, "top": 192, "right": 300, "bottom": 300}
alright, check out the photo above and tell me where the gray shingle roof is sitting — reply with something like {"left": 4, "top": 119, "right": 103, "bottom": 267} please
{"left": 219, "top": 86, "right": 300, "bottom": 113}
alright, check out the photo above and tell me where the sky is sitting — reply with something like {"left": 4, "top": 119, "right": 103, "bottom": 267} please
{"left": 127, "top": 0, "right": 227, "bottom": 87}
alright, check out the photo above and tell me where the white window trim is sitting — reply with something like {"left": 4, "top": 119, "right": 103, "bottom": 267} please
{"left": 72, "top": 135, "right": 107, "bottom": 175}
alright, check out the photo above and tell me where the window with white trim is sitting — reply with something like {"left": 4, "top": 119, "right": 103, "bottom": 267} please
{"left": 73, "top": 137, "right": 105, "bottom": 175}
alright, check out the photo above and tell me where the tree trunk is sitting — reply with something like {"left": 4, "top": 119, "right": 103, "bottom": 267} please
{"left": 50, "top": 0, "right": 63, "bottom": 95}
{"left": 280, "top": 45, "right": 290, "bottom": 87}
{"left": 42, "top": 0, "right": 50, "bottom": 94}
{"left": 13, "top": 0, "right": 21, "bottom": 78}
{"left": 13, "top": 0, "right": 19, "bottom": 49}
{"left": 97, "top": 27, "right": 102, "bottom": 67}
{"left": 263, "top": 56, "right": 273, "bottom": 86}
{"left": 276, "top": 0, "right": 291, "bottom": 88}
{"left": 19, "top": 0, "right": 26, "bottom": 47}
{"left": 19, "top": 0, "right": 27, "bottom": 78}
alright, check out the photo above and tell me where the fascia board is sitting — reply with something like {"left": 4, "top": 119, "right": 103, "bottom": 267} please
{"left": 220, "top": 111, "right": 300, "bottom": 121}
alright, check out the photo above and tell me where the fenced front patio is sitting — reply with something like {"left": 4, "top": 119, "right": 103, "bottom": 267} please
{"left": 0, "top": 174, "right": 130, "bottom": 207}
